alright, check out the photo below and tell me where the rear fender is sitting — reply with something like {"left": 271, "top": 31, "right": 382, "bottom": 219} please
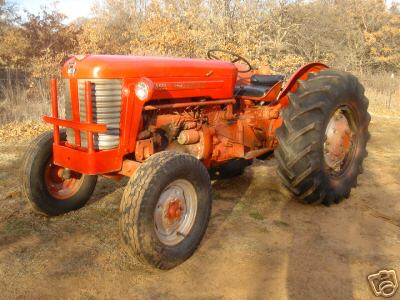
{"left": 278, "top": 62, "right": 329, "bottom": 107}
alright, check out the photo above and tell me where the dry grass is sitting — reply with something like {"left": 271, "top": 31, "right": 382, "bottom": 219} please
{"left": 0, "top": 76, "right": 66, "bottom": 125}
{"left": 0, "top": 117, "right": 400, "bottom": 299}
{"left": 0, "top": 121, "right": 51, "bottom": 141}
{"left": 0, "top": 79, "right": 47, "bottom": 124}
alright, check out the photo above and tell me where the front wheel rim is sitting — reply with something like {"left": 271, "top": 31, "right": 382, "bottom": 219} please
{"left": 154, "top": 179, "right": 198, "bottom": 246}
{"left": 44, "top": 158, "right": 85, "bottom": 200}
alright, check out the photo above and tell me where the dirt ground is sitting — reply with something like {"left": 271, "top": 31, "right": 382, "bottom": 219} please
{"left": 0, "top": 115, "right": 399, "bottom": 300}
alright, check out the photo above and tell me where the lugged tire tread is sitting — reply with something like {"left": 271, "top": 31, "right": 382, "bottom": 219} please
{"left": 276, "top": 69, "right": 370, "bottom": 205}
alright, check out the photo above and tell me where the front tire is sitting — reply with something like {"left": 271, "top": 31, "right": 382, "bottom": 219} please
{"left": 275, "top": 69, "right": 370, "bottom": 205}
{"left": 120, "top": 151, "right": 212, "bottom": 269}
{"left": 21, "top": 130, "right": 97, "bottom": 216}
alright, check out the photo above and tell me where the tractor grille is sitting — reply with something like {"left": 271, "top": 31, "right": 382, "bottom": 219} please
{"left": 65, "top": 79, "right": 122, "bottom": 150}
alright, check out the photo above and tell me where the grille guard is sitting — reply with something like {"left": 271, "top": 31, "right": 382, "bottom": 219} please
{"left": 43, "top": 116, "right": 107, "bottom": 133}
{"left": 44, "top": 79, "right": 108, "bottom": 153}
{"left": 42, "top": 79, "right": 125, "bottom": 175}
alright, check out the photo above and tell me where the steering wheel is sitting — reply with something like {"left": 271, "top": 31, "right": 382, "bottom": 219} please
{"left": 207, "top": 49, "right": 253, "bottom": 73}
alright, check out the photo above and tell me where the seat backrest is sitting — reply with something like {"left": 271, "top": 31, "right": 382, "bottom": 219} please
{"left": 250, "top": 74, "right": 284, "bottom": 86}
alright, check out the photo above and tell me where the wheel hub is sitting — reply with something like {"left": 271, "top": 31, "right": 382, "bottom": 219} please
{"left": 324, "top": 109, "right": 354, "bottom": 173}
{"left": 166, "top": 198, "right": 183, "bottom": 223}
{"left": 154, "top": 179, "right": 197, "bottom": 246}
{"left": 44, "top": 158, "right": 84, "bottom": 200}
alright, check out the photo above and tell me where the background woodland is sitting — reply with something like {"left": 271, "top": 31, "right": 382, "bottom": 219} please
{"left": 0, "top": 0, "right": 399, "bottom": 122}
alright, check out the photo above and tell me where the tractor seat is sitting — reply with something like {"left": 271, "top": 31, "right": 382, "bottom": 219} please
{"left": 235, "top": 74, "right": 284, "bottom": 97}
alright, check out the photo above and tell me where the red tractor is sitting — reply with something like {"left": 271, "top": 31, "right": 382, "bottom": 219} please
{"left": 22, "top": 50, "right": 370, "bottom": 269}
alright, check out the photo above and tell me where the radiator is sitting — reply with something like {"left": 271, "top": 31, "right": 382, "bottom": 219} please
{"left": 65, "top": 79, "right": 122, "bottom": 150}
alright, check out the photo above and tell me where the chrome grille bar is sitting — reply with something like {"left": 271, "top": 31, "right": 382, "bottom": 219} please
{"left": 65, "top": 79, "right": 122, "bottom": 150}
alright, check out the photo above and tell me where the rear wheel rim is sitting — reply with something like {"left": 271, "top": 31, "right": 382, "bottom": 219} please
{"left": 44, "top": 158, "right": 84, "bottom": 200}
{"left": 154, "top": 179, "right": 198, "bottom": 246}
{"left": 324, "top": 106, "right": 357, "bottom": 176}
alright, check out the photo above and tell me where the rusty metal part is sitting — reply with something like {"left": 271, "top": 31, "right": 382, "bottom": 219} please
{"left": 139, "top": 97, "right": 283, "bottom": 165}
{"left": 154, "top": 179, "right": 198, "bottom": 246}
{"left": 101, "top": 174, "right": 124, "bottom": 181}
{"left": 118, "top": 159, "right": 141, "bottom": 177}
{"left": 143, "top": 99, "right": 235, "bottom": 111}
{"left": 135, "top": 139, "right": 154, "bottom": 161}
{"left": 166, "top": 199, "right": 183, "bottom": 223}
{"left": 157, "top": 125, "right": 211, "bottom": 160}
{"left": 137, "top": 130, "right": 151, "bottom": 140}
{"left": 62, "top": 168, "right": 71, "bottom": 180}
{"left": 44, "top": 158, "right": 84, "bottom": 200}
{"left": 183, "top": 121, "right": 197, "bottom": 129}
{"left": 324, "top": 109, "right": 354, "bottom": 172}
{"left": 244, "top": 148, "right": 271, "bottom": 160}
{"left": 167, "top": 140, "right": 205, "bottom": 159}
{"left": 177, "top": 129, "right": 200, "bottom": 145}
{"left": 102, "top": 159, "right": 142, "bottom": 180}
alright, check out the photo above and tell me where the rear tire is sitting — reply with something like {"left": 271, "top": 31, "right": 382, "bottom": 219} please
{"left": 275, "top": 69, "right": 370, "bottom": 205}
{"left": 21, "top": 130, "right": 97, "bottom": 216}
{"left": 120, "top": 151, "right": 212, "bottom": 269}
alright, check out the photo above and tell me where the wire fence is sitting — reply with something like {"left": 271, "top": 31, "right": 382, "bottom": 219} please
{"left": 0, "top": 71, "right": 53, "bottom": 124}
{"left": 0, "top": 69, "right": 28, "bottom": 82}
{"left": 357, "top": 72, "right": 400, "bottom": 111}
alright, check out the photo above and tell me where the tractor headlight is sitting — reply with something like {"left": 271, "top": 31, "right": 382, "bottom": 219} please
{"left": 135, "top": 78, "right": 154, "bottom": 101}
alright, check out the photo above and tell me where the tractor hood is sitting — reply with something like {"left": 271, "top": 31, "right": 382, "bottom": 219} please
{"left": 62, "top": 55, "right": 238, "bottom": 80}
